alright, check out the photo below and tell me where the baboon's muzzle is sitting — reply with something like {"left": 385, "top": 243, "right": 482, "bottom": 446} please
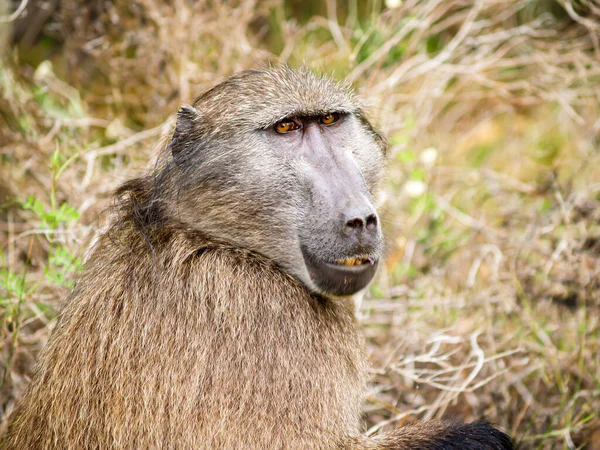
{"left": 297, "top": 122, "right": 383, "bottom": 296}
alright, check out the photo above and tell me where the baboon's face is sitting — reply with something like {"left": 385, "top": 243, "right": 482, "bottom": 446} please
{"left": 168, "top": 68, "right": 385, "bottom": 298}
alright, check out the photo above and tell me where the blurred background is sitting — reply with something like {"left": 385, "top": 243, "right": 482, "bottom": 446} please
{"left": 1, "top": 0, "right": 599, "bottom": 448}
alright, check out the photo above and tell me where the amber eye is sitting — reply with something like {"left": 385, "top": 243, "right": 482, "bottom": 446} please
{"left": 274, "top": 120, "right": 298, "bottom": 134}
{"left": 320, "top": 113, "right": 339, "bottom": 125}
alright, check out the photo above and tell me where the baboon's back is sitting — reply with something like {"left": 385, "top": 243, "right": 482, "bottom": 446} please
{"left": 2, "top": 224, "right": 367, "bottom": 449}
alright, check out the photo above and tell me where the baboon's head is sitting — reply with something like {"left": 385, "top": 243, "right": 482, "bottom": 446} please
{"left": 165, "top": 67, "right": 385, "bottom": 298}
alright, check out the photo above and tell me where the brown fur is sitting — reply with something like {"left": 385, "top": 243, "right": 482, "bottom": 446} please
{"left": 2, "top": 68, "right": 514, "bottom": 449}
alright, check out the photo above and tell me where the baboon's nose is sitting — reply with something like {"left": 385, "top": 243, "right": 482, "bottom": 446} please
{"left": 343, "top": 210, "right": 378, "bottom": 238}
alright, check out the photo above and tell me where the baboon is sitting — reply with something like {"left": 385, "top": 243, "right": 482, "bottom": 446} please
{"left": 2, "top": 67, "right": 514, "bottom": 449}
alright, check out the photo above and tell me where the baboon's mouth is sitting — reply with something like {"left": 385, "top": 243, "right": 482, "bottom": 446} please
{"left": 331, "top": 256, "right": 374, "bottom": 267}
{"left": 300, "top": 246, "right": 379, "bottom": 297}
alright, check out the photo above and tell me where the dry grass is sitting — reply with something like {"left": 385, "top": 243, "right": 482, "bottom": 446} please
{"left": 1, "top": 0, "right": 600, "bottom": 448}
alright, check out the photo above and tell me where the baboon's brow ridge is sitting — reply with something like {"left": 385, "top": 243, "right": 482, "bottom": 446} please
{"left": 192, "top": 67, "right": 362, "bottom": 130}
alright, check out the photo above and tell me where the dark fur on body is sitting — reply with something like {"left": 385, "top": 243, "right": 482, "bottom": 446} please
{"left": 2, "top": 68, "right": 514, "bottom": 449}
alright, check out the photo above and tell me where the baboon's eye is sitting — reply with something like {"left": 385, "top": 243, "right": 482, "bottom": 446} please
{"left": 320, "top": 113, "right": 340, "bottom": 125}
{"left": 274, "top": 120, "right": 299, "bottom": 134}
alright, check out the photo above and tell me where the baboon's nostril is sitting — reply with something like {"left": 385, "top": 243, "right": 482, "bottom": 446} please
{"left": 343, "top": 206, "right": 378, "bottom": 237}
{"left": 346, "top": 218, "right": 365, "bottom": 230}
{"left": 345, "top": 214, "right": 377, "bottom": 233}
{"left": 365, "top": 214, "right": 377, "bottom": 231}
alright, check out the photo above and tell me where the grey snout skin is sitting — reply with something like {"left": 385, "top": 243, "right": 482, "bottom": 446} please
{"left": 315, "top": 160, "right": 381, "bottom": 254}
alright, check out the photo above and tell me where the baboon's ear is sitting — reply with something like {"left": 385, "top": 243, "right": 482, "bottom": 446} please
{"left": 171, "top": 105, "right": 201, "bottom": 158}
